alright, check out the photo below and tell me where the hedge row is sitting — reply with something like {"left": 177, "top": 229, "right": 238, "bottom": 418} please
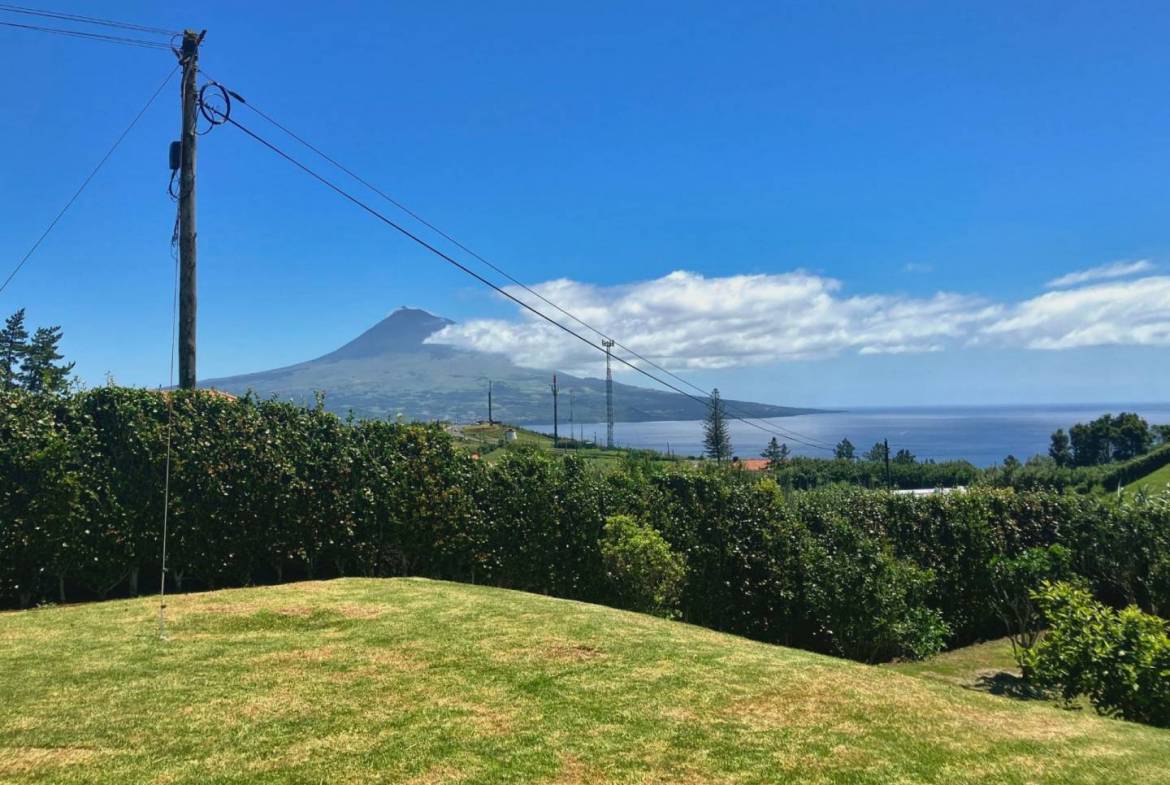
{"left": 982, "top": 444, "right": 1170, "bottom": 493}
{"left": 766, "top": 455, "right": 981, "bottom": 491}
{"left": 3, "top": 387, "right": 1168, "bottom": 663}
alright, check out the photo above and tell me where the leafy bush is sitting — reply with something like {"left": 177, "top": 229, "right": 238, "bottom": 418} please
{"left": 1028, "top": 581, "right": 1170, "bottom": 727}
{"left": 803, "top": 517, "right": 949, "bottom": 662}
{"left": 0, "top": 392, "right": 81, "bottom": 607}
{"left": 600, "top": 515, "right": 685, "bottom": 617}
{"left": 990, "top": 544, "right": 1072, "bottom": 666}
{"left": 770, "top": 455, "right": 980, "bottom": 491}
{"left": 982, "top": 445, "right": 1170, "bottom": 494}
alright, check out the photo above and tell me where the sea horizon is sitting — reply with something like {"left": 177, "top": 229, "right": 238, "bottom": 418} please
{"left": 529, "top": 402, "right": 1170, "bottom": 467}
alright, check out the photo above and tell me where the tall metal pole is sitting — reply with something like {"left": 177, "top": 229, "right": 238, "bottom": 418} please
{"left": 488, "top": 380, "right": 493, "bottom": 424}
{"left": 177, "top": 30, "right": 203, "bottom": 390}
{"left": 602, "top": 339, "right": 615, "bottom": 448}
{"left": 569, "top": 389, "right": 574, "bottom": 443}
{"left": 551, "top": 374, "right": 559, "bottom": 446}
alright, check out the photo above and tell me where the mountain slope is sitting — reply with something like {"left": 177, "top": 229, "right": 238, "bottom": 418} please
{"left": 2, "top": 579, "right": 1167, "bottom": 784}
{"left": 202, "top": 308, "right": 820, "bottom": 423}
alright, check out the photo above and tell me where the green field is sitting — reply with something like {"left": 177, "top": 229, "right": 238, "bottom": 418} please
{"left": 1123, "top": 461, "right": 1170, "bottom": 495}
{"left": 448, "top": 421, "right": 680, "bottom": 467}
{"left": 3, "top": 579, "right": 1168, "bottom": 784}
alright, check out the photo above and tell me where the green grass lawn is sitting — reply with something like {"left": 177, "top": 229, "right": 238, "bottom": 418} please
{"left": 3, "top": 579, "right": 1168, "bottom": 784}
{"left": 887, "top": 637, "right": 1021, "bottom": 685}
{"left": 886, "top": 636, "right": 1079, "bottom": 703}
{"left": 450, "top": 422, "right": 679, "bottom": 468}
{"left": 1123, "top": 461, "right": 1170, "bottom": 495}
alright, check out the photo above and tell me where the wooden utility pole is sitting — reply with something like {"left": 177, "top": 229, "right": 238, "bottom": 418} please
{"left": 487, "top": 380, "right": 493, "bottom": 424}
{"left": 884, "top": 438, "right": 892, "bottom": 489}
{"left": 177, "top": 30, "right": 204, "bottom": 389}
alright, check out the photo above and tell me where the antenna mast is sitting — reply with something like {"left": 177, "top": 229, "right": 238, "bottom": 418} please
{"left": 602, "top": 339, "right": 615, "bottom": 448}
{"left": 551, "top": 374, "right": 559, "bottom": 446}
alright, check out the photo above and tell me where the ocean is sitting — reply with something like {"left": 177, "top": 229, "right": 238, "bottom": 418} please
{"left": 531, "top": 403, "right": 1170, "bottom": 467}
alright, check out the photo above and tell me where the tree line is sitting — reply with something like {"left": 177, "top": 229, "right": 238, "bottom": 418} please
{"left": 1, "top": 309, "right": 74, "bottom": 394}
{"left": 1049, "top": 412, "right": 1170, "bottom": 467}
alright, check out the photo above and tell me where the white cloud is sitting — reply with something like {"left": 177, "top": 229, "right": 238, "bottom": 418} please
{"left": 424, "top": 266, "right": 1170, "bottom": 374}
{"left": 427, "top": 270, "right": 1000, "bottom": 374}
{"left": 1046, "top": 259, "right": 1154, "bottom": 288}
{"left": 980, "top": 276, "right": 1170, "bottom": 350}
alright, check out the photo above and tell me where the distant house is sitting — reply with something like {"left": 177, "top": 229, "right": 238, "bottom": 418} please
{"left": 890, "top": 486, "right": 968, "bottom": 496}
{"left": 734, "top": 458, "right": 771, "bottom": 472}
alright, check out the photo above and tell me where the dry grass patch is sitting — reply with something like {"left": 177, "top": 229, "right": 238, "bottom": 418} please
{"left": 0, "top": 746, "right": 105, "bottom": 776}
{"left": 255, "top": 645, "right": 340, "bottom": 665}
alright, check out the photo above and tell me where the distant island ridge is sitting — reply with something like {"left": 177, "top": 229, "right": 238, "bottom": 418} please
{"left": 201, "top": 308, "right": 823, "bottom": 423}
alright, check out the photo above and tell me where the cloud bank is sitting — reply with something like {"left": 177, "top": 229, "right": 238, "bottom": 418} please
{"left": 426, "top": 267, "right": 1170, "bottom": 375}
{"left": 1046, "top": 259, "right": 1154, "bottom": 288}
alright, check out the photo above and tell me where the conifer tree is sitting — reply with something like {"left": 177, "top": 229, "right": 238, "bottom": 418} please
{"left": 21, "top": 325, "right": 74, "bottom": 394}
{"left": 0, "top": 309, "right": 29, "bottom": 390}
{"left": 761, "top": 437, "right": 789, "bottom": 468}
{"left": 834, "top": 437, "right": 856, "bottom": 461}
{"left": 703, "top": 388, "right": 732, "bottom": 463}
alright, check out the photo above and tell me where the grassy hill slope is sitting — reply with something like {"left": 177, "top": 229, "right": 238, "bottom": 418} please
{"left": 448, "top": 422, "right": 680, "bottom": 467}
{"left": 1124, "top": 461, "right": 1170, "bottom": 495}
{"left": 2, "top": 579, "right": 1168, "bottom": 784}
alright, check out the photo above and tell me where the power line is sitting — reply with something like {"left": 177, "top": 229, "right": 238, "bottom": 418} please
{"left": 220, "top": 113, "right": 834, "bottom": 452}
{"left": 0, "top": 3, "right": 179, "bottom": 36}
{"left": 0, "top": 64, "right": 179, "bottom": 297}
{"left": 158, "top": 207, "right": 180, "bottom": 642}
{"left": 203, "top": 74, "right": 836, "bottom": 451}
{"left": 0, "top": 19, "right": 171, "bottom": 49}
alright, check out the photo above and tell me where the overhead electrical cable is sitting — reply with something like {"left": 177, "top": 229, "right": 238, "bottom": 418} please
{"left": 219, "top": 111, "right": 833, "bottom": 452}
{"left": 201, "top": 73, "right": 836, "bottom": 451}
{"left": 157, "top": 213, "right": 180, "bottom": 642}
{"left": 0, "top": 64, "right": 179, "bottom": 297}
{"left": 0, "top": 3, "right": 179, "bottom": 36}
{"left": 0, "top": 19, "right": 171, "bottom": 49}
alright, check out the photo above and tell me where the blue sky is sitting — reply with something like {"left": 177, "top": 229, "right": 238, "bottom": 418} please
{"left": 1, "top": 1, "right": 1168, "bottom": 407}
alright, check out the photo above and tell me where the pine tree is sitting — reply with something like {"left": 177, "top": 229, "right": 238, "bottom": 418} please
{"left": 0, "top": 309, "right": 29, "bottom": 390}
{"left": 703, "top": 388, "right": 732, "bottom": 463}
{"left": 761, "top": 437, "right": 789, "bottom": 468}
{"left": 834, "top": 437, "right": 855, "bottom": 461}
{"left": 20, "top": 325, "right": 74, "bottom": 394}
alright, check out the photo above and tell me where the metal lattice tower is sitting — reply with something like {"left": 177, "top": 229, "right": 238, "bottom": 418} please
{"left": 602, "top": 339, "right": 615, "bottom": 448}
{"left": 551, "top": 374, "right": 559, "bottom": 445}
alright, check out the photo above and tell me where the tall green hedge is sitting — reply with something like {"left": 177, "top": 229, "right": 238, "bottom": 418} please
{"left": 2, "top": 387, "right": 1169, "bottom": 666}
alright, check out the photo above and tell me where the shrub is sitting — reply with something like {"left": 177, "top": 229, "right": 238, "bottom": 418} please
{"left": 989, "top": 544, "right": 1072, "bottom": 667}
{"left": 600, "top": 515, "right": 686, "bottom": 618}
{"left": 0, "top": 392, "right": 81, "bottom": 607}
{"left": 803, "top": 517, "right": 949, "bottom": 663}
{"left": 1028, "top": 581, "right": 1170, "bottom": 727}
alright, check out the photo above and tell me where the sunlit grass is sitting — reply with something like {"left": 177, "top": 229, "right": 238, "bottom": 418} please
{"left": 1123, "top": 461, "right": 1170, "bottom": 495}
{"left": 2, "top": 579, "right": 1168, "bottom": 784}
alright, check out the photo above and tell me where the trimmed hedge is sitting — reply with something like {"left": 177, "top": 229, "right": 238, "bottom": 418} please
{"left": 3, "top": 387, "right": 1169, "bottom": 666}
